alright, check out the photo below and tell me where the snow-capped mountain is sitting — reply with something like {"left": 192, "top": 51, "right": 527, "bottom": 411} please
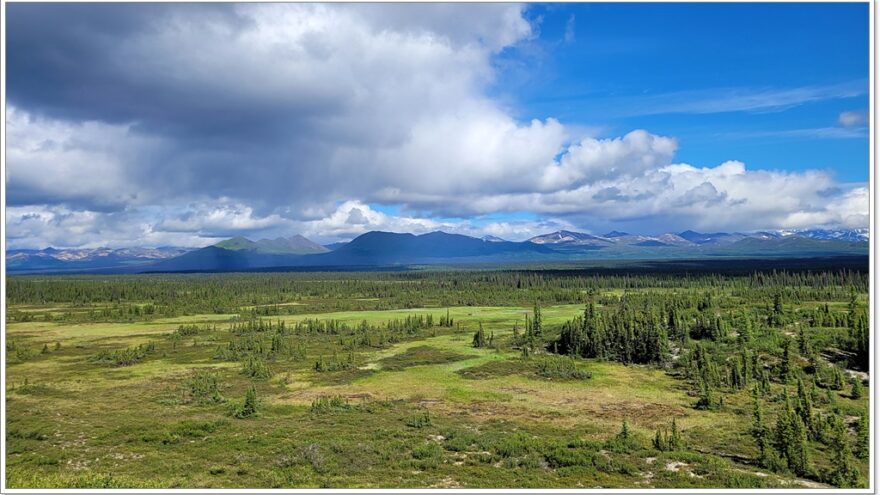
{"left": 527, "top": 228, "right": 868, "bottom": 247}
{"left": 7, "top": 246, "right": 193, "bottom": 272}
{"left": 527, "top": 230, "right": 612, "bottom": 246}
{"left": 775, "top": 228, "right": 869, "bottom": 243}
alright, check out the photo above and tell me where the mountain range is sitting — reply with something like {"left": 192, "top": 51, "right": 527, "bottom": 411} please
{"left": 6, "top": 246, "right": 191, "bottom": 272}
{"left": 6, "top": 228, "right": 868, "bottom": 273}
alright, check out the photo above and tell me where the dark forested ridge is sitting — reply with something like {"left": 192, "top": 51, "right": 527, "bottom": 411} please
{"left": 6, "top": 258, "right": 868, "bottom": 323}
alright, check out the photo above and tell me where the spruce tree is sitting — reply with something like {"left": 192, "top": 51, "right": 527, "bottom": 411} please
{"left": 773, "top": 392, "right": 804, "bottom": 474}
{"left": 827, "top": 415, "right": 861, "bottom": 488}
{"left": 670, "top": 417, "right": 683, "bottom": 450}
{"left": 618, "top": 420, "right": 630, "bottom": 441}
{"left": 472, "top": 322, "right": 487, "bottom": 348}
{"left": 696, "top": 379, "right": 718, "bottom": 410}
{"left": 780, "top": 338, "right": 794, "bottom": 383}
{"left": 789, "top": 413, "right": 810, "bottom": 477}
{"left": 797, "top": 327, "right": 810, "bottom": 356}
{"left": 850, "top": 377, "right": 863, "bottom": 400}
{"left": 854, "top": 413, "right": 869, "bottom": 460}
{"left": 751, "top": 397, "right": 769, "bottom": 466}
{"left": 653, "top": 429, "right": 666, "bottom": 451}
{"left": 235, "top": 385, "right": 258, "bottom": 418}
{"left": 830, "top": 365, "right": 845, "bottom": 391}
{"left": 532, "top": 303, "right": 543, "bottom": 340}
{"left": 795, "top": 378, "right": 814, "bottom": 436}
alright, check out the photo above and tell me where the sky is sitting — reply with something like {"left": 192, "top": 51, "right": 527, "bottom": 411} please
{"left": 4, "top": 3, "right": 870, "bottom": 249}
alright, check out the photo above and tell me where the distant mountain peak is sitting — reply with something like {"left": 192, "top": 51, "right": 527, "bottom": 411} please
{"left": 215, "top": 234, "right": 328, "bottom": 254}
{"left": 215, "top": 236, "right": 257, "bottom": 250}
{"left": 528, "top": 230, "right": 610, "bottom": 246}
{"left": 8, "top": 227, "right": 868, "bottom": 273}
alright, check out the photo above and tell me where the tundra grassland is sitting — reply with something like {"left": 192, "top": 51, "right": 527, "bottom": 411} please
{"left": 4, "top": 265, "right": 870, "bottom": 488}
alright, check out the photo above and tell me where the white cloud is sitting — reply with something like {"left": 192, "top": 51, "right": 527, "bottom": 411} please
{"left": 5, "top": 106, "right": 158, "bottom": 209}
{"left": 838, "top": 110, "right": 867, "bottom": 127}
{"left": 5, "top": 4, "right": 869, "bottom": 248}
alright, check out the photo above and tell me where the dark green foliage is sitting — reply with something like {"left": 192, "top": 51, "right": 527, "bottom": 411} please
{"left": 653, "top": 418, "right": 684, "bottom": 452}
{"left": 534, "top": 355, "right": 591, "bottom": 380}
{"left": 405, "top": 410, "right": 432, "bottom": 428}
{"left": 438, "top": 308, "right": 454, "bottom": 327}
{"left": 241, "top": 355, "right": 272, "bottom": 380}
{"left": 309, "top": 396, "right": 351, "bottom": 413}
{"left": 231, "top": 386, "right": 258, "bottom": 418}
{"left": 472, "top": 322, "right": 491, "bottom": 348}
{"left": 7, "top": 267, "right": 868, "bottom": 324}
{"left": 794, "top": 378, "right": 814, "bottom": 436}
{"left": 530, "top": 303, "right": 543, "bottom": 339}
{"left": 768, "top": 292, "right": 785, "bottom": 327}
{"left": 604, "top": 420, "right": 639, "bottom": 453}
{"left": 411, "top": 442, "right": 443, "bottom": 461}
{"left": 695, "top": 380, "right": 720, "bottom": 411}
{"left": 844, "top": 290, "right": 869, "bottom": 370}
{"left": 778, "top": 338, "right": 794, "bottom": 384}
{"left": 176, "top": 324, "right": 212, "bottom": 337}
{"left": 828, "top": 365, "right": 846, "bottom": 391}
{"left": 313, "top": 351, "right": 356, "bottom": 372}
{"left": 849, "top": 377, "right": 863, "bottom": 399}
{"left": 772, "top": 393, "right": 810, "bottom": 476}
{"left": 554, "top": 296, "right": 667, "bottom": 365}
{"left": 91, "top": 342, "right": 156, "bottom": 367}
{"left": 750, "top": 396, "right": 769, "bottom": 466}
{"left": 854, "top": 413, "right": 869, "bottom": 460}
{"left": 823, "top": 415, "right": 862, "bottom": 488}
{"left": 186, "top": 370, "right": 224, "bottom": 404}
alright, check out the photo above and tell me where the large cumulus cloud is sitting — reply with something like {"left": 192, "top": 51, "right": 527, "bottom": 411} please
{"left": 5, "top": 3, "right": 869, "bottom": 248}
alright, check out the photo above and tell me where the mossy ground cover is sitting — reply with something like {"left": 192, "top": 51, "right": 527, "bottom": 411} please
{"left": 5, "top": 276, "right": 869, "bottom": 489}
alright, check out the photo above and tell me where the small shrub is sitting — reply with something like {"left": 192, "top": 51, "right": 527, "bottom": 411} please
{"left": 850, "top": 377, "right": 863, "bottom": 399}
{"left": 494, "top": 432, "right": 539, "bottom": 458}
{"left": 175, "top": 324, "right": 205, "bottom": 337}
{"left": 442, "top": 429, "right": 477, "bottom": 452}
{"left": 241, "top": 355, "right": 272, "bottom": 380}
{"left": 310, "top": 396, "right": 351, "bottom": 413}
{"left": 314, "top": 352, "right": 356, "bottom": 372}
{"left": 405, "top": 410, "right": 432, "bottom": 428}
{"left": 231, "top": 386, "right": 259, "bottom": 418}
{"left": 545, "top": 445, "right": 597, "bottom": 468}
{"left": 91, "top": 342, "right": 156, "bottom": 367}
{"left": 535, "top": 355, "right": 591, "bottom": 380}
{"left": 604, "top": 420, "right": 640, "bottom": 453}
{"left": 186, "top": 370, "right": 224, "bottom": 404}
{"left": 7, "top": 428, "right": 48, "bottom": 441}
{"left": 412, "top": 442, "right": 443, "bottom": 460}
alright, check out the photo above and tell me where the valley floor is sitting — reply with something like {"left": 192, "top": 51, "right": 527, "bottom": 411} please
{"left": 5, "top": 298, "right": 868, "bottom": 489}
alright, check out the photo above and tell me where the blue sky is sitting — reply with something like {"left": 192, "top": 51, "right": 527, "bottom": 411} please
{"left": 5, "top": 3, "right": 871, "bottom": 248}
{"left": 498, "top": 3, "right": 869, "bottom": 181}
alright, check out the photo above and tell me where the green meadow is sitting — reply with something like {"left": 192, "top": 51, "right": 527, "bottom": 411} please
{"left": 4, "top": 269, "right": 870, "bottom": 488}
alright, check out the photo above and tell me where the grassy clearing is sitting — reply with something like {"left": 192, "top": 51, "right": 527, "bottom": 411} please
{"left": 5, "top": 289, "right": 865, "bottom": 488}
